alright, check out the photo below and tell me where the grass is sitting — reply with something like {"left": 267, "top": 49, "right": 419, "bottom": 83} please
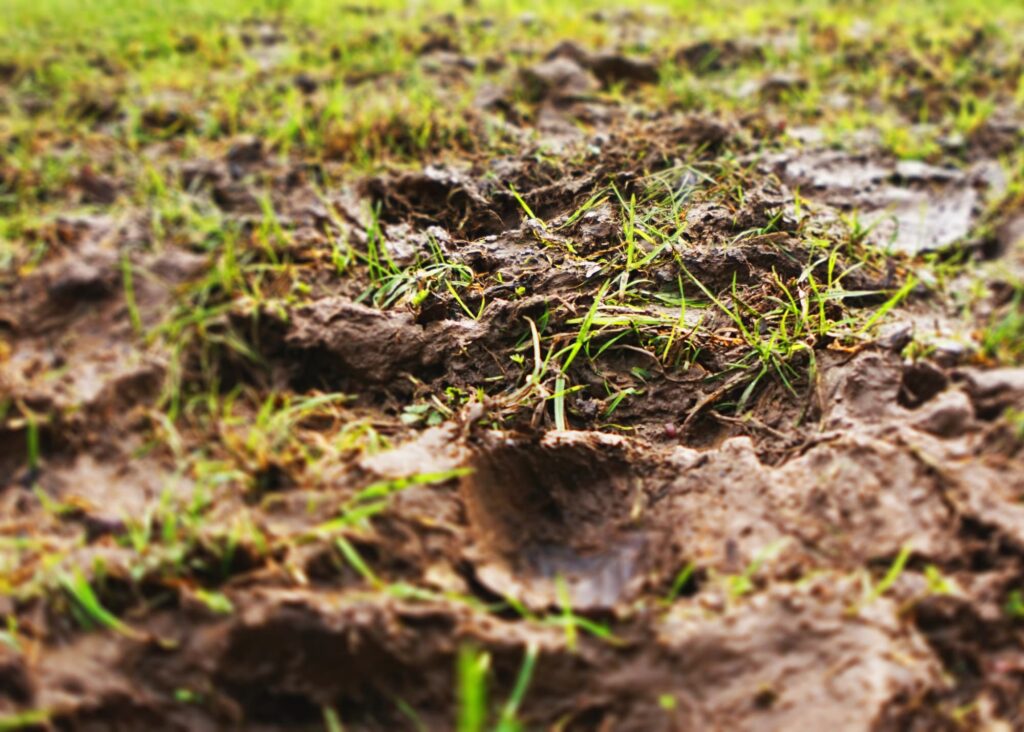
{"left": 663, "top": 562, "right": 697, "bottom": 605}
{"left": 980, "top": 282, "right": 1024, "bottom": 364}
{"left": 0, "top": 710, "right": 51, "bottom": 732}
{"left": 457, "top": 641, "right": 540, "bottom": 732}
{"left": 24, "top": 416, "right": 40, "bottom": 476}
{"left": 60, "top": 568, "right": 145, "bottom": 640}
{"left": 483, "top": 152, "right": 939, "bottom": 429}
{"left": 857, "top": 544, "right": 914, "bottom": 610}
{"left": 457, "top": 644, "right": 490, "bottom": 732}
{"left": 1004, "top": 590, "right": 1024, "bottom": 619}
{"left": 495, "top": 642, "right": 540, "bottom": 732}
{"left": 311, "top": 468, "right": 473, "bottom": 538}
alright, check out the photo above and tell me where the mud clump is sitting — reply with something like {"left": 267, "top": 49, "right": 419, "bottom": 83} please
{"left": 519, "top": 57, "right": 598, "bottom": 102}
{"left": 958, "top": 367, "right": 1024, "bottom": 419}
{"left": 674, "top": 38, "right": 765, "bottom": 74}
{"left": 653, "top": 582, "right": 942, "bottom": 731}
{"left": 0, "top": 647, "right": 32, "bottom": 709}
{"left": 285, "top": 298, "right": 428, "bottom": 385}
{"left": 544, "top": 42, "right": 660, "bottom": 88}
{"left": 363, "top": 165, "right": 507, "bottom": 238}
{"left": 214, "top": 594, "right": 455, "bottom": 725}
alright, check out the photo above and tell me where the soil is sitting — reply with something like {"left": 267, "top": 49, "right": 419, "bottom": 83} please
{"left": 2, "top": 11, "right": 1024, "bottom": 732}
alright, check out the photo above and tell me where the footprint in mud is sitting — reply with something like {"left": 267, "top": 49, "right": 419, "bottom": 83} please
{"left": 461, "top": 431, "right": 647, "bottom": 611}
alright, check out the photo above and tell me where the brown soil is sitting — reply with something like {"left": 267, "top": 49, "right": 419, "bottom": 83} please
{"left": 3, "top": 27, "right": 1024, "bottom": 732}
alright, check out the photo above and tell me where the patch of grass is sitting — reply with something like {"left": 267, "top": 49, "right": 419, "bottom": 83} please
{"left": 0, "top": 710, "right": 51, "bottom": 732}
{"left": 193, "top": 588, "right": 234, "bottom": 615}
{"left": 924, "top": 565, "right": 957, "bottom": 595}
{"left": 456, "top": 640, "right": 540, "bottom": 732}
{"left": 1005, "top": 408, "right": 1024, "bottom": 441}
{"left": 1004, "top": 589, "right": 1024, "bottom": 619}
{"left": 457, "top": 644, "right": 490, "bottom": 732}
{"left": 322, "top": 706, "right": 345, "bottom": 732}
{"left": 980, "top": 283, "right": 1024, "bottom": 364}
{"left": 25, "top": 415, "right": 40, "bottom": 476}
{"left": 495, "top": 642, "right": 540, "bottom": 732}
{"left": 335, "top": 536, "right": 382, "bottom": 589}
{"left": 60, "top": 568, "right": 145, "bottom": 640}
{"left": 311, "top": 468, "right": 473, "bottom": 538}
{"left": 663, "top": 562, "right": 697, "bottom": 605}
{"left": 857, "top": 544, "right": 914, "bottom": 609}
{"left": 857, "top": 276, "right": 918, "bottom": 335}
{"left": 356, "top": 225, "right": 484, "bottom": 314}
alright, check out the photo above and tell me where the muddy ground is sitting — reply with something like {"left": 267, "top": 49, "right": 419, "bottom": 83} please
{"left": 2, "top": 4, "right": 1024, "bottom": 731}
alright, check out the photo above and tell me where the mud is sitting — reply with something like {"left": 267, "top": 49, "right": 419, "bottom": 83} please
{"left": 771, "top": 150, "right": 1001, "bottom": 255}
{"left": 3, "top": 11, "right": 1024, "bottom": 732}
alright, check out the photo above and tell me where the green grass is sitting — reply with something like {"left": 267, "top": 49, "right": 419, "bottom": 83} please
{"left": 457, "top": 644, "right": 490, "bottom": 732}
{"left": 456, "top": 641, "right": 540, "bottom": 732}
{"left": 981, "top": 283, "right": 1024, "bottom": 364}
{"left": 0, "top": 710, "right": 51, "bottom": 732}
{"left": 663, "top": 562, "right": 697, "bottom": 604}
{"left": 60, "top": 568, "right": 145, "bottom": 640}
{"left": 311, "top": 468, "right": 473, "bottom": 539}
{"left": 859, "top": 544, "right": 914, "bottom": 609}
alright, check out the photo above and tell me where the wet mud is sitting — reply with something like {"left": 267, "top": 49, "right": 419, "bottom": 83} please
{"left": 3, "top": 12, "right": 1024, "bottom": 732}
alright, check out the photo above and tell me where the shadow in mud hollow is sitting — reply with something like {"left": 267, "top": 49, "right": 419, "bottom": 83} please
{"left": 461, "top": 433, "right": 646, "bottom": 610}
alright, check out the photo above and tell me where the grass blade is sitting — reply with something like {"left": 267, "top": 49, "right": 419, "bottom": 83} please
{"left": 495, "top": 641, "right": 539, "bottom": 732}
{"left": 867, "top": 544, "right": 913, "bottom": 603}
{"left": 858, "top": 276, "right": 917, "bottom": 334}
{"left": 457, "top": 644, "right": 490, "bottom": 732}
{"left": 553, "top": 376, "right": 567, "bottom": 430}
{"left": 60, "top": 569, "right": 144, "bottom": 641}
